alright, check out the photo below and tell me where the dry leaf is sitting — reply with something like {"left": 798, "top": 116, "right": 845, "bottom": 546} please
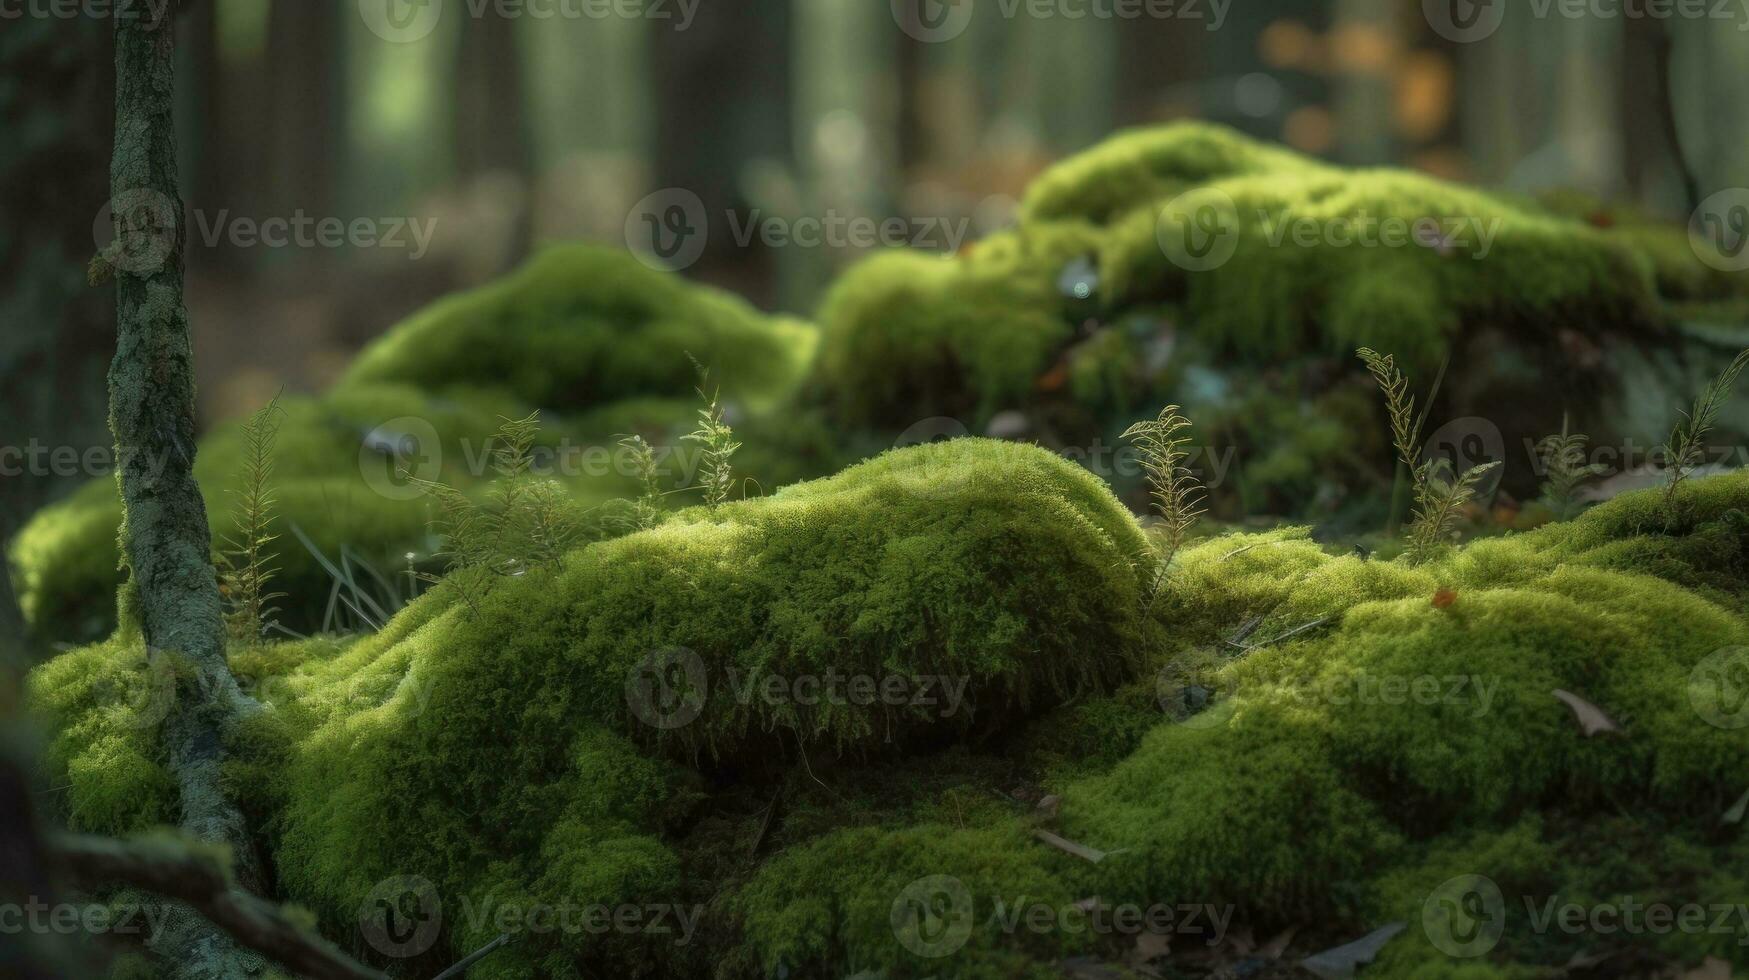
{"left": 1299, "top": 922, "right": 1406, "bottom": 980}
{"left": 1723, "top": 787, "right": 1749, "bottom": 826}
{"left": 1554, "top": 689, "right": 1621, "bottom": 736}
{"left": 1033, "top": 829, "right": 1106, "bottom": 864}
{"left": 1432, "top": 587, "right": 1458, "bottom": 610}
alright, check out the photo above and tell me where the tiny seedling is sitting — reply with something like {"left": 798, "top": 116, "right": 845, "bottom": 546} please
{"left": 1534, "top": 414, "right": 1607, "bottom": 521}
{"left": 1662, "top": 347, "right": 1749, "bottom": 512}
{"left": 218, "top": 394, "right": 287, "bottom": 645}
{"left": 1357, "top": 348, "right": 1500, "bottom": 561}
{"left": 1123, "top": 404, "right": 1206, "bottom": 608}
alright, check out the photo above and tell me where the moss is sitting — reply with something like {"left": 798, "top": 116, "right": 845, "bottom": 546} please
{"left": 31, "top": 457, "right": 1749, "bottom": 978}
{"left": 725, "top": 474, "right": 1749, "bottom": 977}
{"left": 811, "top": 123, "right": 1721, "bottom": 520}
{"left": 340, "top": 243, "right": 817, "bottom": 414}
{"left": 223, "top": 439, "right": 1154, "bottom": 973}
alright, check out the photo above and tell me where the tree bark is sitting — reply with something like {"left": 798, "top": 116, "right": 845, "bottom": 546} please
{"left": 109, "top": 3, "right": 265, "bottom": 974}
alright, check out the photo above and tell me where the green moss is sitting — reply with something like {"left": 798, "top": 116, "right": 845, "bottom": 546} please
{"left": 811, "top": 123, "right": 1715, "bottom": 521}
{"left": 31, "top": 456, "right": 1749, "bottom": 978}
{"left": 225, "top": 439, "right": 1154, "bottom": 973}
{"left": 340, "top": 243, "right": 816, "bottom": 413}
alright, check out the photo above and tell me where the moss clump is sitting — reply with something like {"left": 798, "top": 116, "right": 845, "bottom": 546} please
{"left": 811, "top": 123, "right": 1735, "bottom": 521}
{"left": 10, "top": 384, "right": 552, "bottom": 644}
{"left": 30, "top": 453, "right": 1749, "bottom": 978}
{"left": 14, "top": 247, "right": 821, "bottom": 645}
{"left": 727, "top": 472, "right": 1749, "bottom": 977}
{"left": 78, "top": 438, "right": 1146, "bottom": 975}
{"left": 340, "top": 243, "right": 817, "bottom": 413}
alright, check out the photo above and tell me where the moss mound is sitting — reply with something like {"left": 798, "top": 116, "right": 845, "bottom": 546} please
{"left": 811, "top": 123, "right": 1743, "bottom": 519}
{"left": 340, "top": 243, "right": 816, "bottom": 413}
{"left": 728, "top": 472, "right": 1749, "bottom": 978}
{"left": 31, "top": 439, "right": 1158, "bottom": 976}
{"left": 31, "top": 463, "right": 1749, "bottom": 977}
{"left": 12, "top": 245, "right": 818, "bottom": 646}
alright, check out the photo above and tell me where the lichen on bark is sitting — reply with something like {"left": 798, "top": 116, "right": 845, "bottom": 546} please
{"left": 107, "top": 2, "right": 264, "bottom": 974}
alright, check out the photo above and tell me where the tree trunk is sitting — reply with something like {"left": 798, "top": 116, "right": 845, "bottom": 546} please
{"left": 650, "top": 0, "right": 791, "bottom": 304}
{"left": 109, "top": 3, "right": 265, "bottom": 974}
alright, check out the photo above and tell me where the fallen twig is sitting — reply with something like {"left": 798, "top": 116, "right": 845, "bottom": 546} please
{"left": 52, "top": 833, "right": 386, "bottom": 980}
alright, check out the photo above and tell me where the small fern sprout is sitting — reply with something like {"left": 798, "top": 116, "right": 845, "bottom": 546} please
{"left": 618, "top": 433, "right": 664, "bottom": 529}
{"left": 1535, "top": 415, "right": 1607, "bottom": 521}
{"left": 684, "top": 379, "right": 741, "bottom": 512}
{"left": 1357, "top": 347, "right": 1423, "bottom": 473}
{"left": 219, "top": 394, "right": 287, "bottom": 645}
{"left": 1662, "top": 347, "right": 1749, "bottom": 511}
{"left": 1123, "top": 405, "right": 1206, "bottom": 607}
{"left": 400, "top": 412, "right": 576, "bottom": 617}
{"left": 1357, "top": 348, "right": 1497, "bottom": 562}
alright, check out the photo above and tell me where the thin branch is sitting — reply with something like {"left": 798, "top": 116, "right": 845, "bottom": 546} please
{"left": 52, "top": 834, "right": 386, "bottom": 980}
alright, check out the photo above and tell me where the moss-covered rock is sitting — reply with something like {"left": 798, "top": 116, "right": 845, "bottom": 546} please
{"left": 12, "top": 246, "right": 819, "bottom": 646}
{"left": 31, "top": 439, "right": 1158, "bottom": 976}
{"left": 812, "top": 123, "right": 1747, "bottom": 519}
{"left": 340, "top": 243, "right": 816, "bottom": 413}
{"left": 726, "top": 471, "right": 1749, "bottom": 978}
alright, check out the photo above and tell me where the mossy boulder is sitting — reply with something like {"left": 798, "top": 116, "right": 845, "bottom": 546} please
{"left": 30, "top": 439, "right": 1157, "bottom": 976}
{"left": 812, "top": 123, "right": 1748, "bottom": 517}
{"left": 728, "top": 471, "right": 1749, "bottom": 978}
{"left": 340, "top": 243, "right": 816, "bottom": 414}
{"left": 12, "top": 246, "right": 819, "bottom": 646}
